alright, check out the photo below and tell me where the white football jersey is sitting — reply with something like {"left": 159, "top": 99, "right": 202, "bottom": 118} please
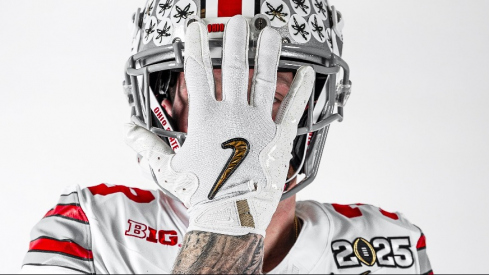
{"left": 21, "top": 184, "right": 432, "bottom": 274}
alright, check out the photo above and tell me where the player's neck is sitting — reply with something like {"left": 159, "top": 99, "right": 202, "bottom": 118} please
{"left": 262, "top": 193, "right": 298, "bottom": 273}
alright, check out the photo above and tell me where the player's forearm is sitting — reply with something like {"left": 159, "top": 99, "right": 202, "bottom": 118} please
{"left": 172, "top": 231, "right": 264, "bottom": 274}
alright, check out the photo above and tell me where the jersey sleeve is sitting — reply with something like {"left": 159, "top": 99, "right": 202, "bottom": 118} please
{"left": 415, "top": 229, "right": 433, "bottom": 275}
{"left": 21, "top": 186, "right": 95, "bottom": 274}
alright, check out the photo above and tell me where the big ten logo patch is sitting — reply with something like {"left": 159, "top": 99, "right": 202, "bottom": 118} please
{"left": 125, "top": 220, "right": 180, "bottom": 247}
{"left": 332, "top": 237, "right": 414, "bottom": 269}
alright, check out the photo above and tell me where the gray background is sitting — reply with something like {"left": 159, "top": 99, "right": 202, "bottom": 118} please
{"left": 1, "top": 0, "right": 488, "bottom": 273}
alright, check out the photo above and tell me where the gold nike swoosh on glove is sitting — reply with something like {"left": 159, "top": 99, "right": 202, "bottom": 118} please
{"left": 208, "top": 138, "right": 250, "bottom": 200}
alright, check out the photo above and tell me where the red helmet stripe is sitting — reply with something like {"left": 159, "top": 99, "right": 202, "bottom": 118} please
{"left": 206, "top": 0, "right": 255, "bottom": 18}
{"left": 218, "top": 0, "right": 242, "bottom": 17}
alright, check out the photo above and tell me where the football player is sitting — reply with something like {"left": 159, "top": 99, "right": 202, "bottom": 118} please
{"left": 21, "top": 0, "right": 432, "bottom": 274}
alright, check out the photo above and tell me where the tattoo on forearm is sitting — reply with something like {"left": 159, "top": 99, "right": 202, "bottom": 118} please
{"left": 172, "top": 231, "right": 264, "bottom": 274}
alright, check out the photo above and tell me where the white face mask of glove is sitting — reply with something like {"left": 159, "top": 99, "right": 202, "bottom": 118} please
{"left": 125, "top": 15, "right": 315, "bottom": 237}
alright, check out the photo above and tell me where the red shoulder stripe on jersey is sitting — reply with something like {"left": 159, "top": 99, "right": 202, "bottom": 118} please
{"left": 379, "top": 208, "right": 399, "bottom": 220}
{"left": 218, "top": 0, "right": 242, "bottom": 17}
{"left": 332, "top": 204, "right": 362, "bottom": 218}
{"left": 44, "top": 204, "right": 89, "bottom": 224}
{"left": 29, "top": 237, "right": 93, "bottom": 261}
{"left": 417, "top": 234, "right": 427, "bottom": 250}
{"left": 88, "top": 184, "right": 155, "bottom": 203}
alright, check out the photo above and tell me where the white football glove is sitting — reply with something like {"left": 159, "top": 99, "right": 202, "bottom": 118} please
{"left": 125, "top": 16, "right": 315, "bottom": 237}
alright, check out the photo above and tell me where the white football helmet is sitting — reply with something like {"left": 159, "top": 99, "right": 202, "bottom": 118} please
{"left": 123, "top": 0, "right": 352, "bottom": 200}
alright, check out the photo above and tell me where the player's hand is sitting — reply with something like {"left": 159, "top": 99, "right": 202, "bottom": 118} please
{"left": 125, "top": 16, "right": 314, "bottom": 237}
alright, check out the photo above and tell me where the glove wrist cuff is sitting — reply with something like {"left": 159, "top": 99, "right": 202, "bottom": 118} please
{"left": 187, "top": 194, "right": 279, "bottom": 237}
